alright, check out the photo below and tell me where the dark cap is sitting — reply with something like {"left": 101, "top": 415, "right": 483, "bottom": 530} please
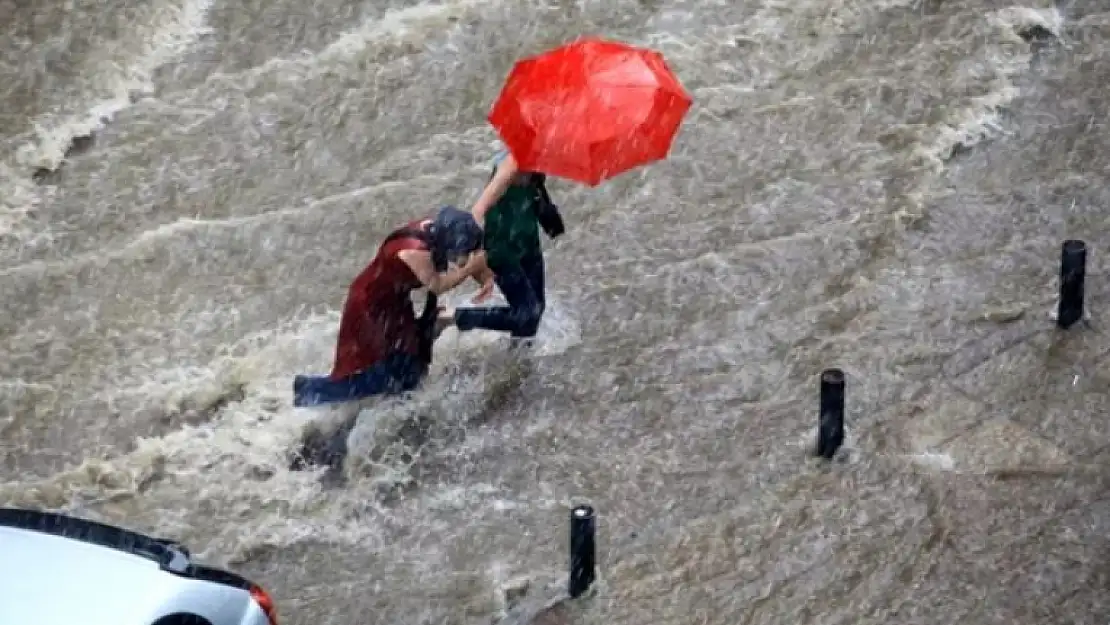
{"left": 429, "top": 205, "right": 483, "bottom": 270}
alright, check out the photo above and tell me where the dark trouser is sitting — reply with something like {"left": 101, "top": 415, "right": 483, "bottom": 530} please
{"left": 455, "top": 253, "right": 546, "bottom": 338}
{"left": 292, "top": 352, "right": 426, "bottom": 407}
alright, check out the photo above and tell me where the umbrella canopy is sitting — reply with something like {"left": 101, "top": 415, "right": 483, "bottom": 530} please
{"left": 488, "top": 37, "right": 692, "bottom": 186}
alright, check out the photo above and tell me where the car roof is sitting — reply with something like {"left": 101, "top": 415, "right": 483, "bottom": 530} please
{"left": 0, "top": 507, "right": 191, "bottom": 570}
{"left": 0, "top": 508, "right": 251, "bottom": 625}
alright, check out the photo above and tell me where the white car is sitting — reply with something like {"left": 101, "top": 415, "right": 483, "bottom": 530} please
{"left": 0, "top": 507, "right": 279, "bottom": 625}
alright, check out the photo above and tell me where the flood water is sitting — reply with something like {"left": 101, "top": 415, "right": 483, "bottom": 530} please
{"left": 2, "top": 0, "right": 1110, "bottom": 623}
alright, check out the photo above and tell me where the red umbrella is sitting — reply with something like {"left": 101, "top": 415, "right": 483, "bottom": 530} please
{"left": 488, "top": 37, "right": 692, "bottom": 186}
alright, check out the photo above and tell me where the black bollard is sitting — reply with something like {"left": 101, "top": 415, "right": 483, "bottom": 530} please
{"left": 1057, "top": 240, "right": 1087, "bottom": 329}
{"left": 568, "top": 504, "right": 596, "bottom": 599}
{"left": 816, "top": 368, "right": 845, "bottom": 460}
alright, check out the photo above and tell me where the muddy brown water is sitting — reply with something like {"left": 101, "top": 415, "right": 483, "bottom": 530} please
{"left": 3, "top": 0, "right": 1110, "bottom": 623}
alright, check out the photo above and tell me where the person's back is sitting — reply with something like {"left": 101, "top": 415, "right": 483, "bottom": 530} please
{"left": 482, "top": 181, "right": 542, "bottom": 270}
{"left": 331, "top": 220, "right": 427, "bottom": 381}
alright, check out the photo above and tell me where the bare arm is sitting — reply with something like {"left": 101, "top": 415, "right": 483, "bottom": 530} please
{"left": 468, "top": 253, "right": 493, "bottom": 284}
{"left": 472, "top": 152, "right": 519, "bottom": 225}
{"left": 469, "top": 263, "right": 496, "bottom": 302}
{"left": 471, "top": 265, "right": 494, "bottom": 287}
{"left": 397, "top": 249, "right": 480, "bottom": 295}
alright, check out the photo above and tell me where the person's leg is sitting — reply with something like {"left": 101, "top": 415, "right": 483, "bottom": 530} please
{"left": 516, "top": 252, "right": 546, "bottom": 338}
{"left": 293, "top": 353, "right": 426, "bottom": 407}
{"left": 453, "top": 260, "right": 543, "bottom": 337}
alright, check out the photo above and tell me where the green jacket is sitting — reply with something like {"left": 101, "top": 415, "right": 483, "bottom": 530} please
{"left": 483, "top": 182, "right": 542, "bottom": 269}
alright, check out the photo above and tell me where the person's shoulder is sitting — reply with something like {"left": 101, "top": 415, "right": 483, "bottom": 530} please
{"left": 385, "top": 227, "right": 431, "bottom": 254}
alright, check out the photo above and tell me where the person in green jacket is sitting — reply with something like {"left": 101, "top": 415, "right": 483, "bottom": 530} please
{"left": 442, "top": 148, "right": 564, "bottom": 343}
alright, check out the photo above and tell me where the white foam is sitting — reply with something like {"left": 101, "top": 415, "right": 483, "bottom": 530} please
{"left": 0, "top": 285, "right": 580, "bottom": 561}
{"left": 0, "top": 163, "right": 43, "bottom": 242}
{"left": 0, "top": 170, "right": 461, "bottom": 281}
{"left": 200, "top": 0, "right": 500, "bottom": 88}
{"left": 916, "top": 7, "right": 1064, "bottom": 169}
{"left": 1, "top": 0, "right": 214, "bottom": 243}
{"left": 17, "top": 0, "right": 215, "bottom": 172}
{"left": 910, "top": 451, "right": 956, "bottom": 471}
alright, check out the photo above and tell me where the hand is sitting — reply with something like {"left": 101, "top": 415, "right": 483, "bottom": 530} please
{"left": 472, "top": 277, "right": 496, "bottom": 303}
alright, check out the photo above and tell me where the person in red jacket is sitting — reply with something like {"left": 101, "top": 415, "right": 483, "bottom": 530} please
{"left": 293, "top": 205, "right": 485, "bottom": 407}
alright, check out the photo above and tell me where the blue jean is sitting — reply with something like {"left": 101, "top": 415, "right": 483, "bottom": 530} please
{"left": 293, "top": 352, "right": 426, "bottom": 407}
{"left": 454, "top": 253, "right": 546, "bottom": 338}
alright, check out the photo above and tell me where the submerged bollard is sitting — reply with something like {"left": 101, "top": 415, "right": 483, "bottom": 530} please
{"left": 568, "top": 504, "right": 596, "bottom": 599}
{"left": 816, "top": 368, "right": 845, "bottom": 460}
{"left": 1057, "top": 240, "right": 1087, "bottom": 329}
